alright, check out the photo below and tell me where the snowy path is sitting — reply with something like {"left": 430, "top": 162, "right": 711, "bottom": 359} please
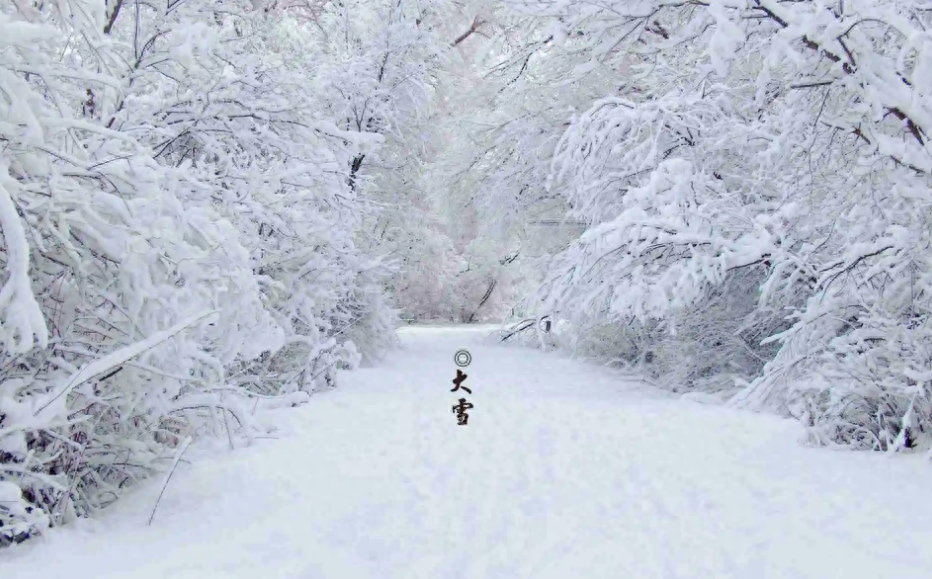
{"left": 6, "top": 326, "right": 932, "bottom": 579}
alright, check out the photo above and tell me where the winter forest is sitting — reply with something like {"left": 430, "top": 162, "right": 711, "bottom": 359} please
{"left": 4, "top": 0, "right": 932, "bottom": 559}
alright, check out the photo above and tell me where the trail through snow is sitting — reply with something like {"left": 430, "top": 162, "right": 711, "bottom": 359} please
{"left": 5, "top": 326, "right": 932, "bottom": 578}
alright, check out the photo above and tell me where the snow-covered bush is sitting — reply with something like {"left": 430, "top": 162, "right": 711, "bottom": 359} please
{"left": 1, "top": 0, "right": 395, "bottom": 545}
{"left": 484, "top": 0, "right": 932, "bottom": 451}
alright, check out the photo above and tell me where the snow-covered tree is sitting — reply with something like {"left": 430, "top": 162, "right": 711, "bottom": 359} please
{"left": 1, "top": 0, "right": 396, "bottom": 545}
{"left": 502, "top": 0, "right": 932, "bottom": 450}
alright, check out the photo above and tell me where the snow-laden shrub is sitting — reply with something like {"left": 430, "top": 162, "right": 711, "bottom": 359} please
{"left": 545, "top": 269, "right": 787, "bottom": 395}
{"left": 508, "top": 0, "right": 932, "bottom": 451}
{"left": 0, "top": 0, "right": 395, "bottom": 545}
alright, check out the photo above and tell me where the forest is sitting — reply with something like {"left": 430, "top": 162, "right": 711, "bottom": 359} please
{"left": 3, "top": 0, "right": 932, "bottom": 547}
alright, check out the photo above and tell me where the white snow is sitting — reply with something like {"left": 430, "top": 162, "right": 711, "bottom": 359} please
{"left": 5, "top": 325, "right": 932, "bottom": 578}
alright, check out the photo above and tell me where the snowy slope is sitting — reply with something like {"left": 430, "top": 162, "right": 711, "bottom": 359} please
{"left": 4, "top": 325, "right": 932, "bottom": 579}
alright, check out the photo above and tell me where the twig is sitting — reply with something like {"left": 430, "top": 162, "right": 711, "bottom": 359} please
{"left": 147, "top": 436, "right": 192, "bottom": 526}
{"left": 499, "top": 319, "right": 536, "bottom": 342}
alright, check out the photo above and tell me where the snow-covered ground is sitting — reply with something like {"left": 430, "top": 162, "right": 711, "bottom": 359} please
{"left": 5, "top": 325, "right": 932, "bottom": 578}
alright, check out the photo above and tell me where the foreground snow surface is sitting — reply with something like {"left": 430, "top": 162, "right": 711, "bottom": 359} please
{"left": 6, "top": 325, "right": 932, "bottom": 579}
